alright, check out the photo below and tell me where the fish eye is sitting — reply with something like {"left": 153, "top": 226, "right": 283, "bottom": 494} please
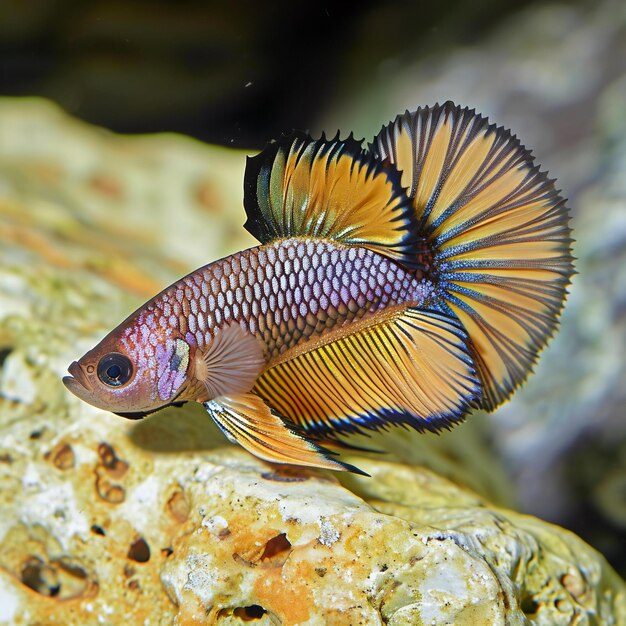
{"left": 97, "top": 353, "right": 133, "bottom": 387}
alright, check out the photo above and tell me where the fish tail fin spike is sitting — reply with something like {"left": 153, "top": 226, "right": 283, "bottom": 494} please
{"left": 243, "top": 130, "right": 423, "bottom": 268}
{"left": 372, "top": 101, "right": 574, "bottom": 411}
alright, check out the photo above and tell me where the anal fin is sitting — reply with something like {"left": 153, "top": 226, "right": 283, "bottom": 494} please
{"left": 254, "top": 307, "right": 482, "bottom": 438}
{"left": 204, "top": 393, "right": 367, "bottom": 475}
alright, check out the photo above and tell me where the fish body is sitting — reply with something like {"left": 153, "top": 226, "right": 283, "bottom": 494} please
{"left": 64, "top": 103, "right": 574, "bottom": 473}
{"left": 137, "top": 239, "right": 434, "bottom": 369}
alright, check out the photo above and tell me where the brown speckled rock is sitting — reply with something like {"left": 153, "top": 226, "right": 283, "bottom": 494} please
{"left": 1, "top": 98, "right": 625, "bottom": 625}
{"left": 2, "top": 406, "right": 625, "bottom": 625}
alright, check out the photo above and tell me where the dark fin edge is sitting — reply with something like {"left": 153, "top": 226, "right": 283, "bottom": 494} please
{"left": 370, "top": 101, "right": 575, "bottom": 411}
{"left": 279, "top": 412, "right": 371, "bottom": 476}
{"left": 243, "top": 130, "right": 422, "bottom": 268}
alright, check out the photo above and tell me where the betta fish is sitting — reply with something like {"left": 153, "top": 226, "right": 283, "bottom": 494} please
{"left": 63, "top": 102, "right": 573, "bottom": 474}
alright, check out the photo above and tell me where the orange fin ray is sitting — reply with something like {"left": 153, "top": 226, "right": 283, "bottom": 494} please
{"left": 204, "top": 393, "right": 367, "bottom": 475}
{"left": 372, "top": 102, "right": 574, "bottom": 410}
{"left": 243, "top": 131, "right": 421, "bottom": 266}
{"left": 254, "top": 308, "right": 481, "bottom": 438}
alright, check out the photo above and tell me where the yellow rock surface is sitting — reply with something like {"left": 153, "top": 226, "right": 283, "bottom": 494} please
{"left": 1, "top": 98, "right": 624, "bottom": 625}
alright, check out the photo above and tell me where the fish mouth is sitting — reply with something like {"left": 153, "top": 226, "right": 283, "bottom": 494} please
{"left": 63, "top": 363, "right": 188, "bottom": 417}
{"left": 62, "top": 361, "right": 92, "bottom": 394}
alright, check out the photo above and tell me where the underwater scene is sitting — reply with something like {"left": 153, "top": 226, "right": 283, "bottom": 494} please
{"left": 0, "top": 1, "right": 625, "bottom": 624}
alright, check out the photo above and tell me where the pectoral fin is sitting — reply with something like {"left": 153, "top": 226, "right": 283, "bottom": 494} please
{"left": 203, "top": 393, "right": 367, "bottom": 475}
{"left": 193, "top": 322, "right": 266, "bottom": 401}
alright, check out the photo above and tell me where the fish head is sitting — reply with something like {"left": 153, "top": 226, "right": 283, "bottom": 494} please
{"left": 63, "top": 319, "right": 193, "bottom": 418}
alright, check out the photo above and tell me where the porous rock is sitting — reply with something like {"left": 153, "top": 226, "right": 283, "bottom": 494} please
{"left": 0, "top": 98, "right": 625, "bottom": 625}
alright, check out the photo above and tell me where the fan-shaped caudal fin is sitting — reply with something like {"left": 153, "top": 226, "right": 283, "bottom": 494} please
{"left": 254, "top": 307, "right": 481, "bottom": 439}
{"left": 372, "top": 102, "right": 574, "bottom": 410}
{"left": 204, "top": 393, "right": 367, "bottom": 475}
{"left": 243, "top": 131, "right": 422, "bottom": 267}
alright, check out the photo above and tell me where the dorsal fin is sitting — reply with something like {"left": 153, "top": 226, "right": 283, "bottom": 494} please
{"left": 243, "top": 131, "right": 420, "bottom": 266}
{"left": 372, "top": 102, "right": 574, "bottom": 410}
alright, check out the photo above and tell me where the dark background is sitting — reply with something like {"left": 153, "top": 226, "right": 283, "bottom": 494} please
{"left": 0, "top": 0, "right": 537, "bottom": 148}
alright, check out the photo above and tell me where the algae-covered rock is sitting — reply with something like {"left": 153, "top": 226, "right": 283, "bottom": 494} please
{"left": 1, "top": 99, "right": 625, "bottom": 625}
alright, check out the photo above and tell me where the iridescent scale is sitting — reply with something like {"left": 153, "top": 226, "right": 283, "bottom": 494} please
{"left": 123, "top": 238, "right": 435, "bottom": 366}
